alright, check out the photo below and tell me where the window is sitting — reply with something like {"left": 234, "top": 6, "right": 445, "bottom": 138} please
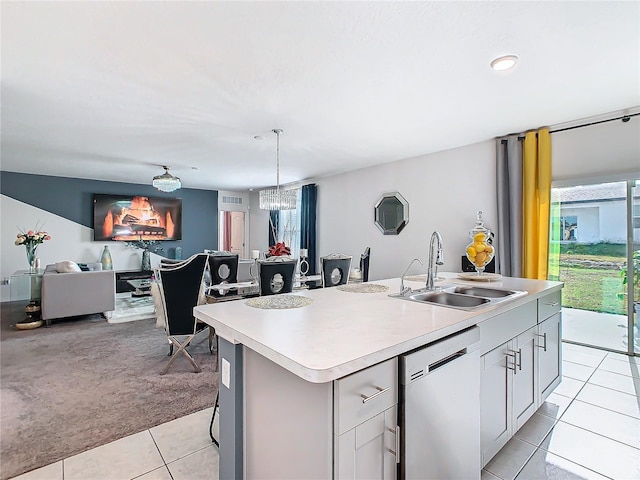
{"left": 277, "top": 189, "right": 302, "bottom": 257}
{"left": 560, "top": 215, "right": 578, "bottom": 241}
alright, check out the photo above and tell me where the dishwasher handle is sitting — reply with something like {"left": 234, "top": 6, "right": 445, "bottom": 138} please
{"left": 428, "top": 348, "right": 467, "bottom": 373}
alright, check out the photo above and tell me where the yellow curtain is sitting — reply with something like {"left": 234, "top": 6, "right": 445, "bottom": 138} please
{"left": 522, "top": 128, "right": 551, "bottom": 279}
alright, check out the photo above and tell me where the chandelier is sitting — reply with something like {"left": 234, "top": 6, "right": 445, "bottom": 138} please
{"left": 152, "top": 166, "right": 181, "bottom": 193}
{"left": 259, "top": 129, "right": 297, "bottom": 210}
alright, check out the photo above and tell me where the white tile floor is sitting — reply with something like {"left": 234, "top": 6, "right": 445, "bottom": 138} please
{"left": 11, "top": 344, "right": 640, "bottom": 480}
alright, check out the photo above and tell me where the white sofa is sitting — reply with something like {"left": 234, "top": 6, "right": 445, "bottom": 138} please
{"left": 41, "top": 263, "right": 116, "bottom": 325}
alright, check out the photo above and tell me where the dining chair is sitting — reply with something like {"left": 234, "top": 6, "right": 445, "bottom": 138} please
{"left": 360, "top": 247, "right": 371, "bottom": 283}
{"left": 155, "top": 253, "right": 210, "bottom": 374}
{"left": 258, "top": 257, "right": 298, "bottom": 296}
{"left": 207, "top": 252, "right": 239, "bottom": 298}
{"left": 320, "top": 253, "right": 352, "bottom": 287}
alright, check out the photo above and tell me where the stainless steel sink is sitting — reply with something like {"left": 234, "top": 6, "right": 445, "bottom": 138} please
{"left": 409, "top": 291, "right": 490, "bottom": 309}
{"left": 391, "top": 283, "right": 527, "bottom": 311}
{"left": 449, "top": 286, "right": 517, "bottom": 298}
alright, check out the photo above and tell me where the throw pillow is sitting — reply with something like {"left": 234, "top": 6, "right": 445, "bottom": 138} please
{"left": 55, "top": 261, "right": 82, "bottom": 273}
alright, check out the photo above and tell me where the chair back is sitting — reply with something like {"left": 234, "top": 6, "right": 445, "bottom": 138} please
{"left": 208, "top": 253, "right": 239, "bottom": 298}
{"left": 321, "top": 254, "right": 352, "bottom": 287}
{"left": 258, "top": 257, "right": 297, "bottom": 296}
{"left": 360, "top": 247, "right": 371, "bottom": 283}
{"left": 156, "top": 253, "right": 208, "bottom": 336}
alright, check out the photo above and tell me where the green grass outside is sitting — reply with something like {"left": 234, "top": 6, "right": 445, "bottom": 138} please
{"left": 555, "top": 242, "right": 630, "bottom": 315}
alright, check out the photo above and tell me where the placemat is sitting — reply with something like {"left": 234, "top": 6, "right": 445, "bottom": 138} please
{"left": 245, "top": 295, "right": 313, "bottom": 309}
{"left": 337, "top": 283, "right": 389, "bottom": 293}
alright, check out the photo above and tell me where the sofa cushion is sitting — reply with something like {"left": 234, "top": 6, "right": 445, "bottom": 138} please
{"left": 55, "top": 261, "right": 81, "bottom": 273}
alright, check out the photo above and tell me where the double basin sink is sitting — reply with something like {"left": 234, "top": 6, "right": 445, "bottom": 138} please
{"left": 393, "top": 284, "right": 527, "bottom": 311}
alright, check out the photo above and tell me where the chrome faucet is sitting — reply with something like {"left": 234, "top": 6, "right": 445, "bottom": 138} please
{"left": 426, "top": 231, "right": 444, "bottom": 291}
{"left": 399, "top": 258, "right": 424, "bottom": 296}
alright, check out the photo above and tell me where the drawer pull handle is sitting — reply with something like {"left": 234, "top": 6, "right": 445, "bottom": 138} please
{"left": 360, "top": 385, "right": 390, "bottom": 403}
{"left": 536, "top": 333, "right": 547, "bottom": 352}
{"left": 546, "top": 301, "right": 559, "bottom": 307}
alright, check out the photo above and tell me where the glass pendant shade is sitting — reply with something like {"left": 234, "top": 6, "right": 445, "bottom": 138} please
{"left": 259, "top": 129, "right": 297, "bottom": 210}
{"left": 259, "top": 188, "right": 297, "bottom": 210}
{"left": 152, "top": 166, "right": 181, "bottom": 193}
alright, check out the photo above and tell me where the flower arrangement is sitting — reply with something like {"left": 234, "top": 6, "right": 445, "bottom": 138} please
{"left": 15, "top": 225, "right": 51, "bottom": 271}
{"left": 268, "top": 216, "right": 295, "bottom": 257}
{"left": 268, "top": 241, "right": 291, "bottom": 257}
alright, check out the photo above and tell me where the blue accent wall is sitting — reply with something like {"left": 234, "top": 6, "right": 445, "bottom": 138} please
{"left": 1, "top": 171, "right": 218, "bottom": 258}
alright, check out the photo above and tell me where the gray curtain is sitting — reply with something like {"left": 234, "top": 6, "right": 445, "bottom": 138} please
{"left": 496, "top": 136, "right": 523, "bottom": 277}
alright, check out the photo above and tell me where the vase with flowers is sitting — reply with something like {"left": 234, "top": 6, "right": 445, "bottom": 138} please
{"left": 15, "top": 226, "right": 51, "bottom": 273}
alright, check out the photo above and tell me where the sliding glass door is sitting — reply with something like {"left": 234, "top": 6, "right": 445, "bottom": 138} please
{"left": 549, "top": 178, "right": 639, "bottom": 354}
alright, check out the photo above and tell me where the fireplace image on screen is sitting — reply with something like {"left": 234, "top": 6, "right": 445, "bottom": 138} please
{"left": 93, "top": 194, "right": 182, "bottom": 241}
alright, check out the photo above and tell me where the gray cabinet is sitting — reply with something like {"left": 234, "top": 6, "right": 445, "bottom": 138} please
{"left": 513, "top": 326, "right": 538, "bottom": 431}
{"left": 336, "top": 406, "right": 397, "bottom": 480}
{"left": 480, "top": 341, "right": 511, "bottom": 465}
{"left": 537, "top": 291, "right": 562, "bottom": 403}
{"left": 335, "top": 358, "right": 398, "bottom": 480}
{"left": 480, "top": 325, "right": 537, "bottom": 466}
{"left": 480, "top": 290, "right": 562, "bottom": 467}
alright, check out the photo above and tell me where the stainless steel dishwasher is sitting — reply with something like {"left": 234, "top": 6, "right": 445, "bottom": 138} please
{"left": 400, "top": 326, "right": 481, "bottom": 480}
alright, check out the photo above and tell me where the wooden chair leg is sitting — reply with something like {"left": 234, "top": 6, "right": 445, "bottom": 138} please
{"left": 161, "top": 335, "right": 201, "bottom": 375}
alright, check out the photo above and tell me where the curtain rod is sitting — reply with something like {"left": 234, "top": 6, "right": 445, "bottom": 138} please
{"left": 501, "top": 112, "right": 639, "bottom": 143}
{"left": 549, "top": 112, "right": 639, "bottom": 134}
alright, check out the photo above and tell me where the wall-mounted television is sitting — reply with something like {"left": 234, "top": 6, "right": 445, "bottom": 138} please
{"left": 93, "top": 194, "right": 182, "bottom": 241}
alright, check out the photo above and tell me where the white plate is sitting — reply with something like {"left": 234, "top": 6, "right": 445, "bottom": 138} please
{"left": 457, "top": 272, "right": 502, "bottom": 281}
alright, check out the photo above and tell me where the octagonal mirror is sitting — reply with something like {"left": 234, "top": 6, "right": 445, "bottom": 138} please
{"left": 374, "top": 192, "right": 409, "bottom": 235}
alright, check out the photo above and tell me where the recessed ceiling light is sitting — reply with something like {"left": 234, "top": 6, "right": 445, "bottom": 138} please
{"left": 254, "top": 135, "right": 264, "bottom": 140}
{"left": 491, "top": 55, "right": 519, "bottom": 71}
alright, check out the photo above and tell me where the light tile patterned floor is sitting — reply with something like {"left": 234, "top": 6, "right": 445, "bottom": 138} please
{"left": 11, "top": 344, "right": 640, "bottom": 480}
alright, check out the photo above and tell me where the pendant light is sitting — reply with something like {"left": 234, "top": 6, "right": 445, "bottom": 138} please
{"left": 152, "top": 166, "right": 181, "bottom": 193}
{"left": 259, "top": 129, "right": 297, "bottom": 210}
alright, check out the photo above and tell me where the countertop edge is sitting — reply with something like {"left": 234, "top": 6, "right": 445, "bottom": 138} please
{"left": 194, "top": 279, "right": 563, "bottom": 383}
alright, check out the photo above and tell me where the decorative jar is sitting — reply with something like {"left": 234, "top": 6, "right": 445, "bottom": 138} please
{"left": 465, "top": 211, "right": 495, "bottom": 274}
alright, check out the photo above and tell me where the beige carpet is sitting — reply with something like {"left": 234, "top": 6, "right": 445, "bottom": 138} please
{"left": 0, "top": 302, "right": 218, "bottom": 480}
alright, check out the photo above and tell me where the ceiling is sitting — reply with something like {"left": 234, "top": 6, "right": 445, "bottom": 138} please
{"left": 2, "top": 1, "right": 639, "bottom": 192}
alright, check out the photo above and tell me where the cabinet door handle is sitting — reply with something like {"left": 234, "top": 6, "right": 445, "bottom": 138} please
{"left": 360, "top": 385, "right": 390, "bottom": 404}
{"left": 536, "top": 333, "right": 547, "bottom": 352}
{"left": 516, "top": 348, "right": 522, "bottom": 371}
{"left": 506, "top": 352, "right": 517, "bottom": 373}
{"left": 546, "top": 301, "right": 559, "bottom": 307}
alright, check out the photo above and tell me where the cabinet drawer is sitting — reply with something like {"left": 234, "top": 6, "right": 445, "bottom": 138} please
{"left": 538, "top": 290, "right": 561, "bottom": 322}
{"left": 479, "top": 301, "right": 537, "bottom": 355}
{"left": 334, "top": 357, "right": 398, "bottom": 435}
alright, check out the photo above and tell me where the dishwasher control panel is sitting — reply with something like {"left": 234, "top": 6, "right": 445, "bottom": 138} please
{"left": 400, "top": 326, "right": 480, "bottom": 385}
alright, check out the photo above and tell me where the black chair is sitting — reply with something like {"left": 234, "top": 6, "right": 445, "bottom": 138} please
{"left": 321, "top": 254, "right": 352, "bottom": 287}
{"left": 258, "top": 257, "right": 297, "bottom": 296}
{"left": 208, "top": 252, "right": 239, "bottom": 298}
{"left": 360, "top": 247, "right": 371, "bottom": 283}
{"left": 155, "top": 253, "right": 210, "bottom": 375}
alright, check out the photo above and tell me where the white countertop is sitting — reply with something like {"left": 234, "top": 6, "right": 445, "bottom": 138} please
{"left": 194, "top": 273, "right": 562, "bottom": 383}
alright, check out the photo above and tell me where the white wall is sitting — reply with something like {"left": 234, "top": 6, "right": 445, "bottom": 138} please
{"left": 1, "top": 195, "right": 163, "bottom": 302}
{"left": 315, "top": 141, "right": 497, "bottom": 281}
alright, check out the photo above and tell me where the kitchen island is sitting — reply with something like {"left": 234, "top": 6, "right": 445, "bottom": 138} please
{"left": 194, "top": 274, "right": 563, "bottom": 479}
